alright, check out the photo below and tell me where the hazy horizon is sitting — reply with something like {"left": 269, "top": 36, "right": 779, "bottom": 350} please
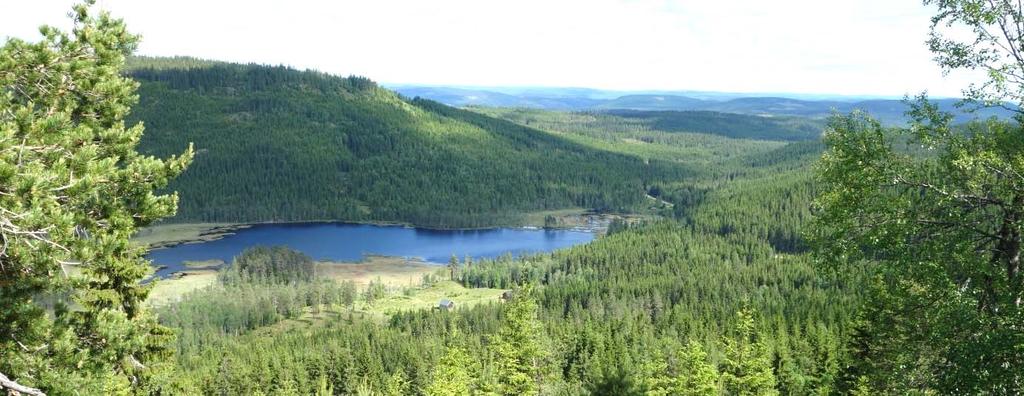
{"left": 3, "top": 0, "right": 984, "bottom": 98}
{"left": 379, "top": 82, "right": 936, "bottom": 101}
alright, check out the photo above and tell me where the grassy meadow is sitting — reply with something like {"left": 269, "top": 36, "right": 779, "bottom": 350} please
{"left": 146, "top": 255, "right": 505, "bottom": 317}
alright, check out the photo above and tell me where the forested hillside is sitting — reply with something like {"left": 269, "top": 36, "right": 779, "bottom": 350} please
{"left": 140, "top": 91, "right": 856, "bottom": 393}
{"left": 473, "top": 107, "right": 824, "bottom": 142}
{"left": 155, "top": 129, "right": 864, "bottom": 394}
{"left": 127, "top": 63, "right": 847, "bottom": 394}
{"left": 127, "top": 59, "right": 691, "bottom": 227}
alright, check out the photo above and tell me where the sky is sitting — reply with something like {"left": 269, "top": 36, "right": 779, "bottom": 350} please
{"left": 0, "top": 0, "right": 982, "bottom": 97}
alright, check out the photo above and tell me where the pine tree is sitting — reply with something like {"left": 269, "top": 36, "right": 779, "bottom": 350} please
{"left": 635, "top": 351, "right": 673, "bottom": 396}
{"left": 0, "top": 1, "right": 192, "bottom": 394}
{"left": 276, "top": 377, "right": 302, "bottom": 396}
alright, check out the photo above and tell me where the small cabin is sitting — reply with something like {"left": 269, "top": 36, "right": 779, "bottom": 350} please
{"left": 437, "top": 299, "right": 455, "bottom": 310}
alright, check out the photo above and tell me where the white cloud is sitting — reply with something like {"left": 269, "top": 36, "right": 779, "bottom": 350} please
{"left": 0, "top": 0, "right": 983, "bottom": 97}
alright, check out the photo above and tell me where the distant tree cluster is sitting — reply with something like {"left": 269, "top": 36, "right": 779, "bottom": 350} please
{"left": 607, "top": 110, "right": 824, "bottom": 141}
{"left": 220, "top": 245, "right": 316, "bottom": 284}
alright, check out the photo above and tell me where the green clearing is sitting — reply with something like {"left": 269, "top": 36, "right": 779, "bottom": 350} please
{"left": 316, "top": 255, "right": 442, "bottom": 287}
{"left": 356, "top": 280, "right": 506, "bottom": 318}
{"left": 248, "top": 280, "right": 507, "bottom": 336}
{"left": 145, "top": 255, "right": 502, "bottom": 317}
{"left": 520, "top": 207, "right": 590, "bottom": 227}
{"left": 183, "top": 259, "right": 224, "bottom": 269}
{"left": 521, "top": 207, "right": 658, "bottom": 230}
{"left": 146, "top": 270, "right": 218, "bottom": 307}
{"left": 132, "top": 222, "right": 242, "bottom": 248}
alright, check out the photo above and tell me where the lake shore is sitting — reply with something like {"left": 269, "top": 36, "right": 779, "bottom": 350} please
{"left": 133, "top": 223, "right": 251, "bottom": 249}
{"left": 134, "top": 210, "right": 619, "bottom": 250}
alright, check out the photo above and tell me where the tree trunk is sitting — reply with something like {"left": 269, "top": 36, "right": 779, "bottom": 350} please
{"left": 989, "top": 194, "right": 1023, "bottom": 310}
{"left": 1006, "top": 195, "right": 1023, "bottom": 306}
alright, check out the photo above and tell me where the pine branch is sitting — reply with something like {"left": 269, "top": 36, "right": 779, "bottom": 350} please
{"left": 0, "top": 372, "right": 45, "bottom": 396}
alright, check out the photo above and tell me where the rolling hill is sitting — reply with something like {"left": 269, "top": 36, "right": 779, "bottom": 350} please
{"left": 393, "top": 86, "right": 1015, "bottom": 124}
{"left": 392, "top": 86, "right": 606, "bottom": 109}
{"left": 605, "top": 110, "right": 824, "bottom": 141}
{"left": 126, "top": 59, "right": 693, "bottom": 227}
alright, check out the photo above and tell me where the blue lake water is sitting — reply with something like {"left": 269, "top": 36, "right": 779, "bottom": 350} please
{"left": 146, "top": 222, "right": 595, "bottom": 278}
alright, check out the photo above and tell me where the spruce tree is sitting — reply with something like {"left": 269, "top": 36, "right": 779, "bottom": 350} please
{"left": 491, "top": 285, "right": 551, "bottom": 396}
{"left": 720, "top": 310, "right": 779, "bottom": 395}
{"left": 425, "top": 336, "right": 477, "bottom": 396}
{"left": 675, "top": 341, "right": 718, "bottom": 396}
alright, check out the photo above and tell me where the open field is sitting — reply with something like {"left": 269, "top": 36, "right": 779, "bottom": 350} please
{"left": 251, "top": 280, "right": 508, "bottom": 335}
{"left": 132, "top": 223, "right": 244, "bottom": 248}
{"left": 146, "top": 255, "right": 456, "bottom": 307}
{"left": 520, "top": 208, "right": 589, "bottom": 228}
{"left": 358, "top": 280, "right": 506, "bottom": 317}
{"left": 251, "top": 282, "right": 507, "bottom": 337}
{"left": 146, "top": 270, "right": 218, "bottom": 307}
{"left": 183, "top": 259, "right": 224, "bottom": 269}
{"left": 316, "top": 255, "right": 443, "bottom": 287}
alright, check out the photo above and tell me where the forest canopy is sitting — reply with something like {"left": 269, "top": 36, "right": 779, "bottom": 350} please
{"left": 3, "top": 0, "right": 1024, "bottom": 395}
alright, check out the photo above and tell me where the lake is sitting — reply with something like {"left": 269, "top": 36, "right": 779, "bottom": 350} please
{"left": 146, "top": 222, "right": 595, "bottom": 278}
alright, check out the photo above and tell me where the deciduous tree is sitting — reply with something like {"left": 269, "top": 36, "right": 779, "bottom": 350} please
{"left": 814, "top": 2, "right": 1024, "bottom": 391}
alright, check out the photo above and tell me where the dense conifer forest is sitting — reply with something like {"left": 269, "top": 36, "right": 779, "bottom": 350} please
{"left": 152, "top": 133, "right": 859, "bottom": 394}
{"left": 127, "top": 58, "right": 829, "bottom": 228}
{"left": 4, "top": 1, "right": 1024, "bottom": 395}
{"left": 127, "top": 59, "right": 701, "bottom": 228}
{"left": 99, "top": 55, "right": 858, "bottom": 395}
{"left": 135, "top": 85, "right": 854, "bottom": 392}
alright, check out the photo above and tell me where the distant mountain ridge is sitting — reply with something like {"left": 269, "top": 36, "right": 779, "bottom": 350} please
{"left": 391, "top": 86, "right": 1015, "bottom": 124}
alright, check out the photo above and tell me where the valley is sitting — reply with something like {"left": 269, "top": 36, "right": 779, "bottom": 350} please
{"left": 118, "top": 59, "right": 844, "bottom": 394}
{"left": 4, "top": 2, "right": 1023, "bottom": 394}
{"left": 127, "top": 59, "right": 692, "bottom": 229}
